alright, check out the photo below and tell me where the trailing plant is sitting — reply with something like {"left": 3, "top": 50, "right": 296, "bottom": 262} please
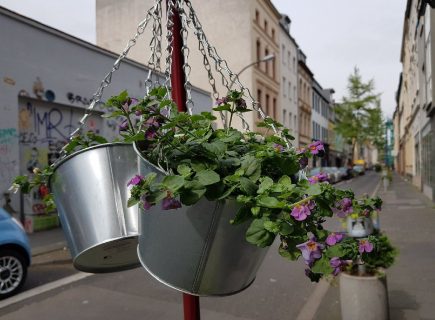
{"left": 103, "top": 87, "right": 396, "bottom": 281}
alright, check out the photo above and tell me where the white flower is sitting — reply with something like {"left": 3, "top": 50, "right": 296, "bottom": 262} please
{"left": 8, "top": 183, "right": 20, "bottom": 194}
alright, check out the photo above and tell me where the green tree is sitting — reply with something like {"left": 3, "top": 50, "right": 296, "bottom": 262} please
{"left": 335, "top": 67, "right": 384, "bottom": 162}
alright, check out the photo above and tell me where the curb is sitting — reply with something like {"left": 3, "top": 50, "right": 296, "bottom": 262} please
{"left": 31, "top": 241, "right": 68, "bottom": 257}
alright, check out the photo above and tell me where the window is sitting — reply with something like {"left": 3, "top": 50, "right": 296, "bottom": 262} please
{"left": 265, "top": 94, "right": 270, "bottom": 116}
{"left": 293, "top": 57, "right": 296, "bottom": 69}
{"left": 273, "top": 97, "right": 277, "bottom": 119}
{"left": 294, "top": 115, "right": 297, "bottom": 130}
{"left": 255, "top": 10, "right": 259, "bottom": 22}
{"left": 271, "top": 28, "right": 275, "bottom": 41}
{"left": 288, "top": 81, "right": 291, "bottom": 101}
{"left": 264, "top": 20, "right": 268, "bottom": 34}
{"left": 283, "top": 109, "right": 287, "bottom": 125}
{"left": 282, "top": 45, "right": 286, "bottom": 64}
{"left": 272, "top": 56, "right": 276, "bottom": 79}
{"left": 289, "top": 112, "right": 292, "bottom": 128}
{"left": 288, "top": 52, "right": 291, "bottom": 68}
{"left": 283, "top": 77, "right": 286, "bottom": 96}
{"left": 256, "top": 39, "right": 261, "bottom": 63}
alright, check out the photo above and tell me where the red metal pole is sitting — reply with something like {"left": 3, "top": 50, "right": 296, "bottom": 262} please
{"left": 167, "top": 1, "right": 200, "bottom": 320}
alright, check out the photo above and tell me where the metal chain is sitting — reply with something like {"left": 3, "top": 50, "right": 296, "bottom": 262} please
{"left": 63, "top": 5, "right": 156, "bottom": 151}
{"left": 183, "top": 0, "right": 288, "bottom": 144}
{"left": 177, "top": 1, "right": 194, "bottom": 114}
{"left": 145, "top": 0, "right": 163, "bottom": 91}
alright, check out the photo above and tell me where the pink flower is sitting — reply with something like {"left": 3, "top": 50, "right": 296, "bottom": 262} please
{"left": 291, "top": 203, "right": 314, "bottom": 221}
{"left": 296, "top": 237, "right": 324, "bottom": 266}
{"left": 308, "top": 141, "right": 325, "bottom": 155}
{"left": 127, "top": 175, "right": 144, "bottom": 187}
{"left": 308, "top": 173, "right": 329, "bottom": 184}
{"left": 162, "top": 196, "right": 182, "bottom": 210}
{"left": 358, "top": 239, "right": 374, "bottom": 253}
{"left": 326, "top": 232, "right": 344, "bottom": 246}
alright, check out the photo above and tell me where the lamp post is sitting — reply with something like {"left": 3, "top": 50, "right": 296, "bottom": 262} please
{"left": 225, "top": 54, "right": 275, "bottom": 128}
{"left": 229, "top": 54, "right": 275, "bottom": 90}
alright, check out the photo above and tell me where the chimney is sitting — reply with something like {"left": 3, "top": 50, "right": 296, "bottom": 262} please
{"left": 280, "top": 14, "right": 291, "bottom": 33}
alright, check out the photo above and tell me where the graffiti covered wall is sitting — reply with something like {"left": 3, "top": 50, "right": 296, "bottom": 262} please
{"left": 18, "top": 98, "right": 103, "bottom": 215}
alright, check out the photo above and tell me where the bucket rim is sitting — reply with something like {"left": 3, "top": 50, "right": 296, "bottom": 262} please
{"left": 133, "top": 142, "right": 167, "bottom": 175}
{"left": 49, "top": 142, "right": 132, "bottom": 187}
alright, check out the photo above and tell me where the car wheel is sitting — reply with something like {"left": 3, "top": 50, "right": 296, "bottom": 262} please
{"left": 0, "top": 249, "right": 27, "bottom": 299}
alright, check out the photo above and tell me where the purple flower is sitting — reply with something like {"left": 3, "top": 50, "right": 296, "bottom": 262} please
{"left": 145, "top": 128, "right": 157, "bottom": 139}
{"left": 162, "top": 196, "right": 182, "bottom": 210}
{"left": 299, "top": 156, "right": 308, "bottom": 169}
{"left": 326, "top": 232, "right": 344, "bottom": 246}
{"left": 291, "top": 204, "right": 312, "bottom": 221}
{"left": 334, "top": 197, "right": 353, "bottom": 218}
{"left": 119, "top": 119, "right": 129, "bottom": 131}
{"left": 127, "top": 175, "right": 144, "bottom": 187}
{"left": 296, "top": 237, "right": 325, "bottom": 266}
{"left": 330, "top": 257, "right": 343, "bottom": 276}
{"left": 135, "top": 110, "right": 143, "bottom": 116}
{"left": 358, "top": 239, "right": 374, "bottom": 253}
{"left": 273, "top": 143, "right": 285, "bottom": 153}
{"left": 216, "top": 97, "right": 229, "bottom": 105}
{"left": 146, "top": 117, "right": 161, "bottom": 128}
{"left": 308, "top": 141, "right": 325, "bottom": 155}
{"left": 308, "top": 173, "right": 329, "bottom": 184}
{"left": 141, "top": 195, "right": 153, "bottom": 210}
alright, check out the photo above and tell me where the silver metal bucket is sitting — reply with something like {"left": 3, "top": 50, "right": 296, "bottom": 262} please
{"left": 49, "top": 143, "right": 140, "bottom": 273}
{"left": 135, "top": 145, "right": 270, "bottom": 296}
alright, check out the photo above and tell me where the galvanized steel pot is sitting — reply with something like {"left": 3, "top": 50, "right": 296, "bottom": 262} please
{"left": 135, "top": 144, "right": 270, "bottom": 296}
{"left": 49, "top": 143, "right": 140, "bottom": 273}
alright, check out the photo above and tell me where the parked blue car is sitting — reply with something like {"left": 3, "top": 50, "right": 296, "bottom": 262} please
{"left": 0, "top": 208, "right": 31, "bottom": 299}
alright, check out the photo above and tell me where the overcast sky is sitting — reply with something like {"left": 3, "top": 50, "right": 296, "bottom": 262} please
{"left": 0, "top": 0, "right": 405, "bottom": 117}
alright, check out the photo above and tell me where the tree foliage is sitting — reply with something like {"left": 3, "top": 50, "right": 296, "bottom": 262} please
{"left": 334, "top": 67, "right": 385, "bottom": 160}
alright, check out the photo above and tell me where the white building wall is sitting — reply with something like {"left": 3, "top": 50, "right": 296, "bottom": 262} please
{"left": 279, "top": 23, "right": 298, "bottom": 147}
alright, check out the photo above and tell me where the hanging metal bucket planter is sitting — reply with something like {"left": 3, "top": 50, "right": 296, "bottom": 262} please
{"left": 346, "top": 216, "right": 374, "bottom": 238}
{"left": 49, "top": 143, "right": 140, "bottom": 273}
{"left": 135, "top": 145, "right": 271, "bottom": 296}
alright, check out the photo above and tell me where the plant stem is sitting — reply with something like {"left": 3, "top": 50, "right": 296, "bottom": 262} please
{"left": 289, "top": 195, "right": 314, "bottom": 208}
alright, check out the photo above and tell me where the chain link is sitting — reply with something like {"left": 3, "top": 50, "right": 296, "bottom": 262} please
{"left": 63, "top": 5, "right": 156, "bottom": 149}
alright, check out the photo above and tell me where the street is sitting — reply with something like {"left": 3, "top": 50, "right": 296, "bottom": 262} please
{"left": 0, "top": 172, "right": 381, "bottom": 320}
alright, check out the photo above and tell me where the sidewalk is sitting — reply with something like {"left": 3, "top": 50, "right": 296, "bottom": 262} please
{"left": 313, "top": 173, "right": 435, "bottom": 319}
{"left": 27, "top": 227, "right": 67, "bottom": 256}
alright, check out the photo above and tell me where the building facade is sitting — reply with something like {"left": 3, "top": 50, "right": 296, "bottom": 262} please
{"left": 312, "top": 79, "right": 332, "bottom": 166}
{"left": 394, "top": 0, "right": 435, "bottom": 200}
{"left": 0, "top": 6, "right": 210, "bottom": 231}
{"left": 96, "top": 0, "right": 281, "bottom": 131}
{"left": 298, "top": 50, "right": 313, "bottom": 149}
{"left": 279, "top": 15, "right": 299, "bottom": 147}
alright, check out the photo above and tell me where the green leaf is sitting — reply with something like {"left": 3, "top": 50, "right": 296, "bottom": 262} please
{"left": 180, "top": 188, "right": 206, "bottom": 206}
{"left": 127, "top": 197, "right": 140, "bottom": 208}
{"left": 195, "top": 170, "right": 220, "bottom": 186}
{"left": 177, "top": 164, "right": 192, "bottom": 177}
{"left": 203, "top": 141, "right": 227, "bottom": 156}
{"left": 251, "top": 206, "right": 261, "bottom": 217}
{"left": 311, "top": 256, "right": 333, "bottom": 275}
{"left": 241, "top": 155, "right": 260, "bottom": 177}
{"left": 162, "top": 175, "right": 185, "bottom": 191}
{"left": 240, "top": 177, "right": 258, "bottom": 195}
{"left": 306, "top": 184, "right": 322, "bottom": 196}
{"left": 257, "top": 196, "right": 284, "bottom": 209}
{"left": 213, "top": 104, "right": 232, "bottom": 112}
{"left": 258, "top": 177, "right": 274, "bottom": 194}
{"left": 230, "top": 206, "right": 252, "bottom": 225}
{"left": 246, "top": 219, "right": 276, "bottom": 247}
{"left": 264, "top": 220, "right": 280, "bottom": 233}
{"left": 325, "top": 244, "right": 346, "bottom": 258}
{"left": 279, "top": 222, "right": 294, "bottom": 236}
{"left": 217, "top": 185, "right": 237, "bottom": 200}
{"left": 278, "top": 175, "right": 294, "bottom": 191}
{"left": 278, "top": 242, "right": 301, "bottom": 261}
